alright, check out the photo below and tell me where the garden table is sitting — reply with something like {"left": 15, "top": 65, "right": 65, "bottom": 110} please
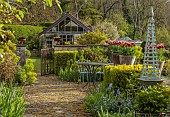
{"left": 76, "top": 61, "right": 108, "bottom": 88}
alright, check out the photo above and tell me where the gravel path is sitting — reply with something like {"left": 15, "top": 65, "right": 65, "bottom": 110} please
{"left": 24, "top": 74, "right": 93, "bottom": 117}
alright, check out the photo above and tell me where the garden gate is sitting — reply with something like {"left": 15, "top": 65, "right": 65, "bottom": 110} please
{"left": 41, "top": 48, "right": 54, "bottom": 76}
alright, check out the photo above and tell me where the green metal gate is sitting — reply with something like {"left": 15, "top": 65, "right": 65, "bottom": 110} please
{"left": 41, "top": 48, "right": 54, "bottom": 76}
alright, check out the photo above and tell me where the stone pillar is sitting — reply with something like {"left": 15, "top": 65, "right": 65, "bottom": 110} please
{"left": 15, "top": 45, "right": 26, "bottom": 67}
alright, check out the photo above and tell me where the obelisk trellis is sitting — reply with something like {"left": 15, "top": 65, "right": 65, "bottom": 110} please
{"left": 139, "top": 6, "right": 163, "bottom": 84}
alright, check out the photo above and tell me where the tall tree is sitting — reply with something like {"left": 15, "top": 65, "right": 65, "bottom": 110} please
{"left": 78, "top": 0, "right": 102, "bottom": 25}
{"left": 121, "top": 0, "right": 133, "bottom": 24}
{"left": 22, "top": 0, "right": 61, "bottom": 24}
{"left": 125, "top": 0, "right": 169, "bottom": 39}
{"left": 94, "top": 0, "right": 120, "bottom": 20}
{"left": 0, "top": 0, "right": 62, "bottom": 24}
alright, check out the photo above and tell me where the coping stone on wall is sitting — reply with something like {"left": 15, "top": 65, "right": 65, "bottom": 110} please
{"left": 54, "top": 45, "right": 87, "bottom": 51}
{"left": 54, "top": 44, "right": 109, "bottom": 51}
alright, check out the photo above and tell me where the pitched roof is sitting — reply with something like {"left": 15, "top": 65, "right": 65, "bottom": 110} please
{"left": 40, "top": 12, "right": 92, "bottom": 35}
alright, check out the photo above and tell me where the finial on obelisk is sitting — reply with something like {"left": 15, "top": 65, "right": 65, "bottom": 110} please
{"left": 149, "top": 6, "right": 154, "bottom": 20}
{"left": 149, "top": 0, "right": 154, "bottom": 20}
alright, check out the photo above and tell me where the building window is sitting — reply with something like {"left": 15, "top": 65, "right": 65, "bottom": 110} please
{"left": 46, "top": 38, "right": 53, "bottom": 48}
{"left": 59, "top": 35, "right": 73, "bottom": 45}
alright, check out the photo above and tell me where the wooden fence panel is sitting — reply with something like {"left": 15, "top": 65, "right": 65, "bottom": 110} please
{"left": 41, "top": 48, "right": 54, "bottom": 76}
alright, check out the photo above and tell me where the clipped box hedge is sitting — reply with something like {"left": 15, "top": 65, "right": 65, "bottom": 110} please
{"left": 104, "top": 64, "right": 142, "bottom": 90}
{"left": 54, "top": 51, "right": 78, "bottom": 75}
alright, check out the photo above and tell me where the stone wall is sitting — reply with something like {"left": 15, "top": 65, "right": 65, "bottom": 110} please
{"left": 30, "top": 50, "right": 40, "bottom": 57}
{"left": 54, "top": 45, "right": 86, "bottom": 51}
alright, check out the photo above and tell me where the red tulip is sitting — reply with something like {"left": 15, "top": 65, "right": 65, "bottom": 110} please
{"left": 156, "top": 43, "right": 165, "bottom": 49}
{"left": 131, "top": 42, "right": 136, "bottom": 46}
{"left": 118, "top": 101, "right": 122, "bottom": 106}
{"left": 108, "top": 40, "right": 113, "bottom": 45}
{"left": 120, "top": 41, "right": 125, "bottom": 47}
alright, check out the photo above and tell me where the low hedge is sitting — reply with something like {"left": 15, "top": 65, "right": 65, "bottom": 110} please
{"left": 104, "top": 64, "right": 142, "bottom": 90}
{"left": 54, "top": 51, "right": 78, "bottom": 75}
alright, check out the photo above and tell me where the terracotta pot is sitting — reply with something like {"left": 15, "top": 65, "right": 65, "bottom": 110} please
{"left": 158, "top": 61, "right": 165, "bottom": 74}
{"left": 54, "top": 37, "right": 62, "bottom": 42}
{"left": 18, "top": 37, "right": 26, "bottom": 44}
{"left": 108, "top": 52, "right": 120, "bottom": 65}
{"left": 119, "top": 55, "right": 136, "bottom": 65}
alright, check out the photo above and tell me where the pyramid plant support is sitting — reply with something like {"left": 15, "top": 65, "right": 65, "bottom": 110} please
{"left": 139, "top": 6, "right": 163, "bottom": 85}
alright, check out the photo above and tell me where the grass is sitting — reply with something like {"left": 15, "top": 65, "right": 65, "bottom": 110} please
{"left": 28, "top": 57, "right": 41, "bottom": 73}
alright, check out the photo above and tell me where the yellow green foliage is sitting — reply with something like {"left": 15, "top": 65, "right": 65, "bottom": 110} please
{"left": 77, "top": 30, "right": 108, "bottom": 45}
{"left": 64, "top": 41, "right": 71, "bottom": 45}
{"left": 0, "top": 28, "right": 16, "bottom": 52}
{"left": 0, "top": 40, "right": 16, "bottom": 53}
{"left": 0, "top": 26, "right": 16, "bottom": 52}
{"left": 16, "top": 59, "right": 37, "bottom": 85}
{"left": 24, "top": 59, "right": 34, "bottom": 72}
{"left": 27, "top": 72, "right": 37, "bottom": 83}
{"left": 0, "top": 28, "right": 20, "bottom": 83}
{"left": 0, "top": 29, "right": 15, "bottom": 42}
{"left": 104, "top": 64, "right": 142, "bottom": 89}
{"left": 134, "top": 46, "right": 144, "bottom": 63}
{"left": 135, "top": 84, "right": 170, "bottom": 114}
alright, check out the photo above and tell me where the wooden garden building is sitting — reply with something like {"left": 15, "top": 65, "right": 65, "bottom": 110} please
{"left": 39, "top": 12, "right": 92, "bottom": 48}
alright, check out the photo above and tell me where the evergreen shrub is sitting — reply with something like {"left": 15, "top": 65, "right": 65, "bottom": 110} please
{"left": 3, "top": 24, "right": 43, "bottom": 50}
{"left": 104, "top": 64, "right": 142, "bottom": 90}
{"left": 134, "top": 84, "right": 170, "bottom": 114}
{"left": 54, "top": 51, "right": 78, "bottom": 75}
